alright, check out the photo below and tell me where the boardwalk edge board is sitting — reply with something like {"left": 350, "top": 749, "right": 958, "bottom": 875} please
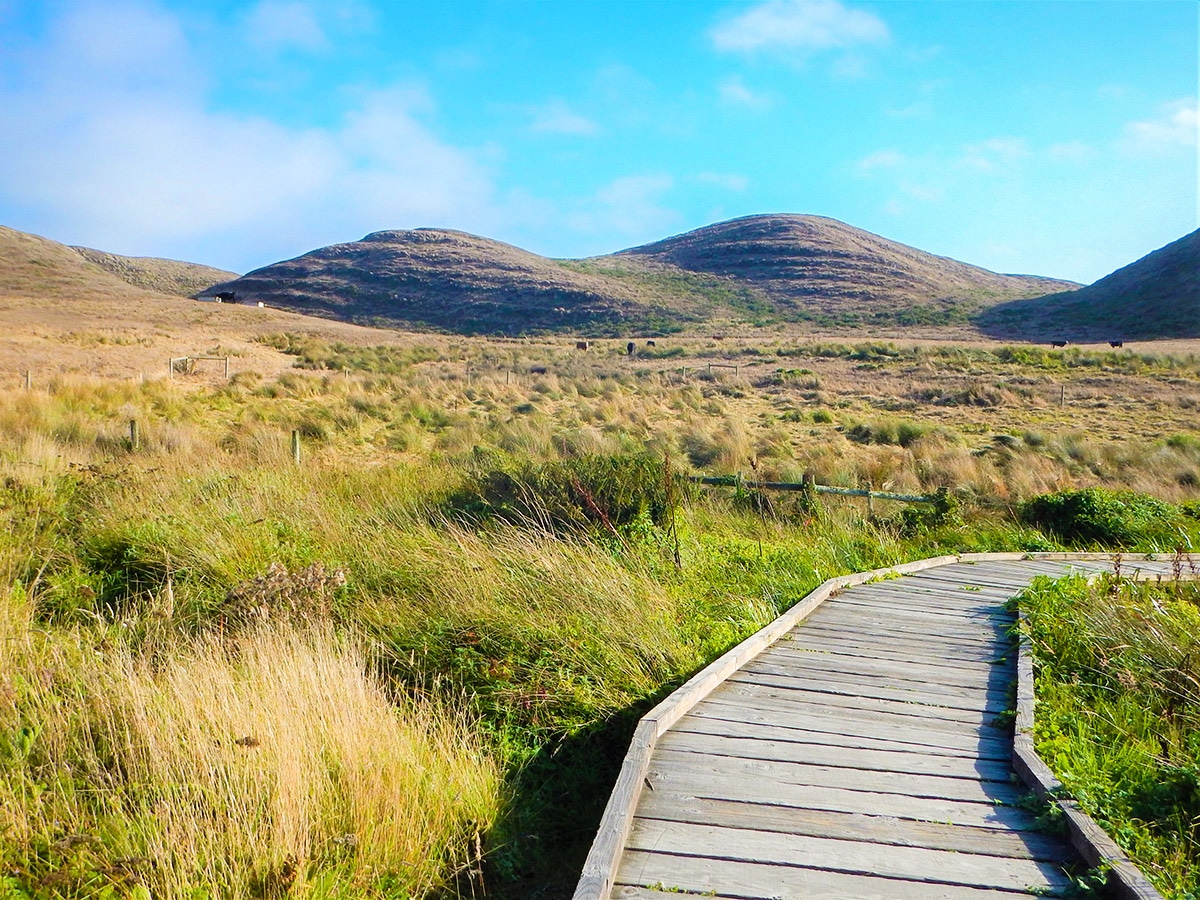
{"left": 573, "top": 552, "right": 1181, "bottom": 900}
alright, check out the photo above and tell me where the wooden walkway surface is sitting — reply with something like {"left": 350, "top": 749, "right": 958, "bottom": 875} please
{"left": 577, "top": 554, "right": 1182, "bottom": 899}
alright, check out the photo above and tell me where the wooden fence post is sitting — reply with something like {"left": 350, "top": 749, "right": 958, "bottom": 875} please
{"left": 24, "top": 371, "right": 31, "bottom": 390}
{"left": 291, "top": 429, "right": 301, "bottom": 464}
{"left": 129, "top": 419, "right": 140, "bottom": 452}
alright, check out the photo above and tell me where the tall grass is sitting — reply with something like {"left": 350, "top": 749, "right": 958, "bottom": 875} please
{"left": 1, "top": 348, "right": 1199, "bottom": 895}
{"left": 1021, "top": 574, "right": 1200, "bottom": 898}
{"left": 0, "top": 605, "right": 501, "bottom": 898}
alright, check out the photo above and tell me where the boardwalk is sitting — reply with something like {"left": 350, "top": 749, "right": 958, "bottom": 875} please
{"left": 577, "top": 554, "right": 1181, "bottom": 899}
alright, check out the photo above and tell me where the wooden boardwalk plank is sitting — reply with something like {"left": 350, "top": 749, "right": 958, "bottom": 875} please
{"left": 656, "top": 729, "right": 1015, "bottom": 781}
{"left": 685, "top": 699, "right": 1014, "bottom": 757}
{"left": 630, "top": 793, "right": 1071, "bottom": 860}
{"left": 575, "top": 557, "right": 1135, "bottom": 899}
{"left": 615, "top": 851, "right": 1065, "bottom": 899}
{"left": 649, "top": 746, "right": 1027, "bottom": 805}
{"left": 748, "top": 647, "right": 1013, "bottom": 691}
{"left": 622, "top": 819, "right": 1072, "bottom": 892}
{"left": 725, "top": 668, "right": 1010, "bottom": 713}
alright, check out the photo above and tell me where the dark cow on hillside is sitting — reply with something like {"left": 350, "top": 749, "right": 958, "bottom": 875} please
{"left": 626, "top": 341, "right": 635, "bottom": 355}
{"left": 1050, "top": 340, "right": 1068, "bottom": 348}
{"left": 646, "top": 340, "right": 657, "bottom": 347}
{"left": 575, "top": 340, "right": 590, "bottom": 350}
{"left": 215, "top": 291, "right": 237, "bottom": 303}
{"left": 1109, "top": 341, "right": 1124, "bottom": 348}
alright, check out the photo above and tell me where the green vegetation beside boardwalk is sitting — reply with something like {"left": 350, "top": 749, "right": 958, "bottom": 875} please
{"left": 1021, "top": 573, "right": 1200, "bottom": 899}
{"left": 1, "top": 346, "right": 1199, "bottom": 898}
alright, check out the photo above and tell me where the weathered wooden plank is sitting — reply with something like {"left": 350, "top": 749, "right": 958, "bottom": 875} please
{"left": 673, "top": 709, "right": 1008, "bottom": 759}
{"left": 749, "top": 647, "right": 1013, "bottom": 691}
{"left": 642, "top": 765, "right": 1043, "bottom": 831}
{"left": 766, "top": 640, "right": 1014, "bottom": 676}
{"left": 695, "top": 683, "right": 1009, "bottom": 732}
{"left": 807, "top": 601, "right": 1009, "bottom": 631}
{"left": 623, "top": 819, "right": 1072, "bottom": 893}
{"left": 707, "top": 679, "right": 1003, "bottom": 726}
{"left": 631, "top": 792, "right": 1071, "bottom": 861}
{"left": 738, "top": 665, "right": 1011, "bottom": 710}
{"left": 655, "top": 729, "right": 1015, "bottom": 782}
{"left": 615, "top": 850, "right": 1063, "bottom": 899}
{"left": 784, "top": 627, "right": 1013, "bottom": 661}
{"left": 650, "top": 746, "right": 1026, "bottom": 805}
{"left": 686, "top": 698, "right": 1013, "bottom": 755}
{"left": 725, "top": 668, "right": 1010, "bottom": 714}
{"left": 812, "top": 606, "right": 1010, "bottom": 639}
{"left": 827, "top": 589, "right": 1010, "bottom": 616}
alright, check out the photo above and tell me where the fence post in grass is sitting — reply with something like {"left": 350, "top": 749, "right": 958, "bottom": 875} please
{"left": 129, "top": 419, "right": 140, "bottom": 452}
{"left": 1059, "top": 384, "right": 1065, "bottom": 407}
{"left": 224, "top": 356, "right": 230, "bottom": 379}
{"left": 24, "top": 370, "right": 31, "bottom": 390}
{"left": 291, "top": 429, "right": 301, "bottom": 464}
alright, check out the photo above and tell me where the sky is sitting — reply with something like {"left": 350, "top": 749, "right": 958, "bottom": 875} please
{"left": 0, "top": 0, "right": 1196, "bottom": 284}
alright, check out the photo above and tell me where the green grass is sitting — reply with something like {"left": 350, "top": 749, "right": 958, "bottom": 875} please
{"left": 0, "top": 349, "right": 1198, "bottom": 897}
{"left": 1021, "top": 573, "right": 1200, "bottom": 899}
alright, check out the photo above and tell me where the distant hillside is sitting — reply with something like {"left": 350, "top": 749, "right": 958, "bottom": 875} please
{"left": 201, "top": 215, "right": 1077, "bottom": 336}
{"left": 71, "top": 246, "right": 236, "bottom": 298}
{"left": 0, "top": 225, "right": 235, "bottom": 301}
{"left": 979, "top": 229, "right": 1200, "bottom": 341}
{"left": 203, "top": 229, "right": 683, "bottom": 335}
{"left": 617, "top": 215, "right": 1077, "bottom": 326}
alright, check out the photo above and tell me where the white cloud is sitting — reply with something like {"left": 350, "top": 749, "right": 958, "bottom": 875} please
{"left": 0, "top": 1, "right": 504, "bottom": 270}
{"left": 244, "top": 1, "right": 328, "bottom": 52}
{"left": 855, "top": 149, "right": 906, "bottom": 174}
{"left": 718, "top": 76, "right": 772, "bottom": 110}
{"left": 711, "top": 0, "right": 889, "bottom": 54}
{"left": 529, "top": 100, "right": 600, "bottom": 136}
{"left": 1047, "top": 141, "right": 1095, "bottom": 163}
{"left": 696, "top": 172, "right": 749, "bottom": 191}
{"left": 567, "top": 175, "right": 678, "bottom": 239}
{"left": 958, "top": 137, "right": 1029, "bottom": 174}
{"left": 1119, "top": 98, "right": 1198, "bottom": 154}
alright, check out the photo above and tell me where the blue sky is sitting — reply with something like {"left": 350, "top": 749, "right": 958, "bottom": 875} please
{"left": 0, "top": 0, "right": 1195, "bottom": 283}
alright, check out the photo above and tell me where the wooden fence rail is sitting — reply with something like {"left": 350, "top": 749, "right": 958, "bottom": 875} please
{"left": 689, "top": 474, "right": 947, "bottom": 506}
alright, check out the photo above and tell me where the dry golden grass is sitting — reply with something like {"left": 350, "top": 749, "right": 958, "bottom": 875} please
{"left": 0, "top": 599, "right": 502, "bottom": 898}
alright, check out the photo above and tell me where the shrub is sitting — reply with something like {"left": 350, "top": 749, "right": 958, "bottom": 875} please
{"left": 449, "top": 452, "right": 681, "bottom": 533}
{"left": 1018, "top": 487, "right": 1183, "bottom": 548}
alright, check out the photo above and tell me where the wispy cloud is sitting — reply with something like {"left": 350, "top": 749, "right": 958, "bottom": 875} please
{"left": 958, "top": 137, "right": 1029, "bottom": 174}
{"left": 1047, "top": 141, "right": 1095, "bottom": 163}
{"left": 1119, "top": 98, "right": 1198, "bottom": 153}
{"left": 568, "top": 175, "right": 678, "bottom": 239}
{"left": 696, "top": 171, "right": 749, "bottom": 191}
{"left": 711, "top": 0, "right": 889, "bottom": 54}
{"left": 243, "top": 1, "right": 328, "bottom": 53}
{"left": 529, "top": 100, "right": 600, "bottom": 136}
{"left": 855, "top": 149, "right": 906, "bottom": 174}
{"left": 718, "top": 76, "right": 772, "bottom": 110}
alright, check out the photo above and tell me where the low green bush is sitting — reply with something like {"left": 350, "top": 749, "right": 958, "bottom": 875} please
{"left": 1018, "top": 487, "right": 1186, "bottom": 548}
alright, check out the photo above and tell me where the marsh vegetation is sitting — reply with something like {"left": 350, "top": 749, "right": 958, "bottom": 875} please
{"left": 2, "top": 333, "right": 1199, "bottom": 898}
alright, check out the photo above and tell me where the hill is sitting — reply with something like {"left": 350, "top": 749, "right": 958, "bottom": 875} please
{"left": 616, "top": 215, "right": 1077, "bottom": 326}
{"left": 0, "top": 224, "right": 427, "bottom": 380}
{"left": 979, "top": 229, "right": 1200, "bottom": 341}
{"left": 199, "top": 215, "right": 1078, "bottom": 336}
{"left": 71, "top": 246, "right": 236, "bottom": 297}
{"left": 202, "top": 228, "right": 680, "bottom": 335}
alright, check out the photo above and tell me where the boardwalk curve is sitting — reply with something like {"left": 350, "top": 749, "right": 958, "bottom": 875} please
{"left": 574, "top": 552, "right": 1181, "bottom": 899}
